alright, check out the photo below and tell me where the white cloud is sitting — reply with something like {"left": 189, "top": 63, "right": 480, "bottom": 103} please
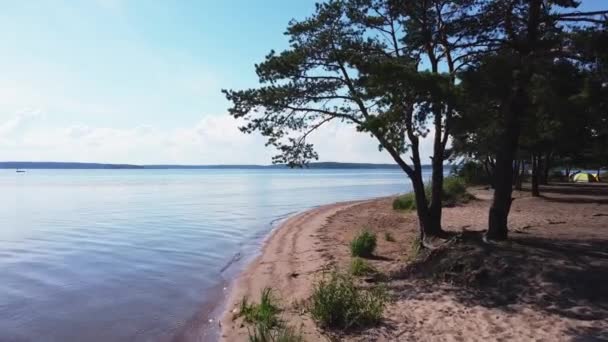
{"left": 0, "top": 113, "right": 436, "bottom": 165}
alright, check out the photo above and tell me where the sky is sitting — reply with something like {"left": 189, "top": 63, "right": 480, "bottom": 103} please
{"left": 0, "top": 1, "right": 602, "bottom": 165}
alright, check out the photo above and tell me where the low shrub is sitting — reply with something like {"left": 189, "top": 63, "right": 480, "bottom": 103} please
{"left": 452, "top": 161, "right": 491, "bottom": 185}
{"left": 238, "top": 288, "right": 303, "bottom": 342}
{"left": 443, "top": 176, "right": 466, "bottom": 197}
{"left": 309, "top": 272, "right": 387, "bottom": 330}
{"left": 349, "top": 257, "right": 376, "bottom": 276}
{"left": 239, "top": 288, "right": 280, "bottom": 329}
{"left": 442, "top": 176, "right": 471, "bottom": 206}
{"left": 350, "top": 230, "right": 377, "bottom": 257}
{"left": 392, "top": 192, "right": 416, "bottom": 210}
{"left": 393, "top": 176, "right": 471, "bottom": 210}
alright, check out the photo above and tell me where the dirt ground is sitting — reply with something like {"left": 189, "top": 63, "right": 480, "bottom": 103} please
{"left": 220, "top": 183, "right": 608, "bottom": 341}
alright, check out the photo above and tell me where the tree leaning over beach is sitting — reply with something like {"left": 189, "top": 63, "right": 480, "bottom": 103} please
{"left": 223, "top": 0, "right": 608, "bottom": 242}
{"left": 223, "top": 0, "right": 482, "bottom": 243}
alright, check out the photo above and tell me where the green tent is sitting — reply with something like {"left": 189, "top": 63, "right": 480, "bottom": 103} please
{"left": 573, "top": 173, "right": 598, "bottom": 183}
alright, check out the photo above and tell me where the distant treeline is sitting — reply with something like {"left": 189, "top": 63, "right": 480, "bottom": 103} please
{"left": 0, "top": 162, "right": 144, "bottom": 169}
{"left": 0, "top": 161, "right": 425, "bottom": 170}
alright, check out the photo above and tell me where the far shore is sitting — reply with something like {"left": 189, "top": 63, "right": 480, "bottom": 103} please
{"left": 219, "top": 183, "right": 608, "bottom": 341}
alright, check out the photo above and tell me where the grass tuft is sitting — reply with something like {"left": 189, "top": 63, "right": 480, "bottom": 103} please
{"left": 407, "top": 235, "right": 422, "bottom": 261}
{"left": 239, "top": 288, "right": 280, "bottom": 329}
{"left": 309, "top": 272, "right": 387, "bottom": 330}
{"left": 238, "top": 288, "right": 303, "bottom": 342}
{"left": 349, "top": 257, "right": 376, "bottom": 276}
{"left": 248, "top": 324, "right": 303, "bottom": 342}
{"left": 350, "top": 230, "right": 377, "bottom": 257}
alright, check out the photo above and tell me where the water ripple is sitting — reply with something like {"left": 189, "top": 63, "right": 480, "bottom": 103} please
{"left": 0, "top": 168, "right": 417, "bottom": 341}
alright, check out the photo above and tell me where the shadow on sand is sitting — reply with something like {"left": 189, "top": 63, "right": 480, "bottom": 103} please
{"left": 390, "top": 184, "right": 608, "bottom": 340}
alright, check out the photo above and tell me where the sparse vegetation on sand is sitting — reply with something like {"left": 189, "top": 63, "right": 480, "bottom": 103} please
{"left": 393, "top": 176, "right": 474, "bottom": 210}
{"left": 350, "top": 230, "right": 377, "bottom": 257}
{"left": 237, "top": 288, "right": 303, "bottom": 342}
{"left": 349, "top": 257, "right": 376, "bottom": 276}
{"left": 392, "top": 192, "right": 417, "bottom": 210}
{"left": 309, "top": 272, "right": 387, "bottom": 330}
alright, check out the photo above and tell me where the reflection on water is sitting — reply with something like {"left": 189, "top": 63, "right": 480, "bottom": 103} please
{"left": 0, "top": 169, "right": 419, "bottom": 341}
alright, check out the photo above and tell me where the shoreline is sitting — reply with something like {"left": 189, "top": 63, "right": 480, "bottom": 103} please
{"left": 218, "top": 199, "right": 368, "bottom": 341}
{"left": 173, "top": 209, "right": 316, "bottom": 342}
{"left": 216, "top": 185, "right": 608, "bottom": 341}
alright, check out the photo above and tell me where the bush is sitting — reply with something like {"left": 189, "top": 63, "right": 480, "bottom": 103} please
{"left": 443, "top": 176, "right": 466, "bottom": 197}
{"left": 452, "top": 161, "right": 491, "bottom": 185}
{"left": 349, "top": 257, "right": 376, "bottom": 276}
{"left": 392, "top": 192, "right": 416, "bottom": 210}
{"left": 309, "top": 272, "right": 387, "bottom": 330}
{"left": 442, "top": 176, "right": 470, "bottom": 206}
{"left": 384, "top": 232, "right": 395, "bottom": 242}
{"left": 393, "top": 176, "right": 471, "bottom": 210}
{"left": 350, "top": 230, "right": 377, "bottom": 257}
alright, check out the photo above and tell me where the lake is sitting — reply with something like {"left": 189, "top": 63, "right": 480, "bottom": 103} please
{"left": 0, "top": 168, "right": 422, "bottom": 341}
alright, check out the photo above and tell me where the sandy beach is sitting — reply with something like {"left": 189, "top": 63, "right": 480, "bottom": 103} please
{"left": 219, "top": 184, "right": 608, "bottom": 341}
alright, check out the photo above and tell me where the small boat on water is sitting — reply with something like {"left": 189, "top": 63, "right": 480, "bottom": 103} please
{"left": 16, "top": 169, "right": 26, "bottom": 173}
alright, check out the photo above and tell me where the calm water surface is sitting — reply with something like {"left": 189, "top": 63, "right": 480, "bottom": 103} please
{"left": 0, "top": 169, "right": 421, "bottom": 341}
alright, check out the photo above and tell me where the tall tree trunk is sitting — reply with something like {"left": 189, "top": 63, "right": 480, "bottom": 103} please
{"left": 410, "top": 169, "right": 442, "bottom": 240}
{"left": 487, "top": 90, "right": 525, "bottom": 241}
{"left": 483, "top": 157, "right": 495, "bottom": 188}
{"left": 531, "top": 155, "right": 540, "bottom": 197}
{"left": 428, "top": 109, "right": 444, "bottom": 238}
{"left": 487, "top": 0, "right": 542, "bottom": 241}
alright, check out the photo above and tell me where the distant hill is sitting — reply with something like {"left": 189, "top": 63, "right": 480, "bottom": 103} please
{"left": 0, "top": 161, "right": 412, "bottom": 170}
{"left": 144, "top": 162, "right": 403, "bottom": 169}
{"left": 0, "top": 162, "right": 143, "bottom": 169}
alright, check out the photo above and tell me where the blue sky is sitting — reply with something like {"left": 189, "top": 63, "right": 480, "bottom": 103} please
{"left": 1, "top": 0, "right": 401, "bottom": 164}
{"left": 0, "top": 0, "right": 602, "bottom": 164}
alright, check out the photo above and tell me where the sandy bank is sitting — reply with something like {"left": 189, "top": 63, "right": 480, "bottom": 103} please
{"left": 219, "top": 184, "right": 608, "bottom": 341}
{"left": 219, "top": 200, "right": 365, "bottom": 341}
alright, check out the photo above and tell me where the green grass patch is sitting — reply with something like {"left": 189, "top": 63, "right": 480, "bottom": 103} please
{"left": 309, "top": 272, "right": 387, "bottom": 330}
{"left": 239, "top": 288, "right": 280, "bottom": 329}
{"left": 350, "top": 230, "right": 377, "bottom": 257}
{"left": 442, "top": 176, "right": 472, "bottom": 206}
{"left": 248, "top": 324, "right": 303, "bottom": 342}
{"left": 384, "top": 232, "right": 395, "bottom": 242}
{"left": 238, "top": 288, "right": 303, "bottom": 342}
{"left": 393, "top": 176, "right": 473, "bottom": 210}
{"left": 349, "top": 257, "right": 376, "bottom": 276}
{"left": 392, "top": 192, "right": 416, "bottom": 210}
